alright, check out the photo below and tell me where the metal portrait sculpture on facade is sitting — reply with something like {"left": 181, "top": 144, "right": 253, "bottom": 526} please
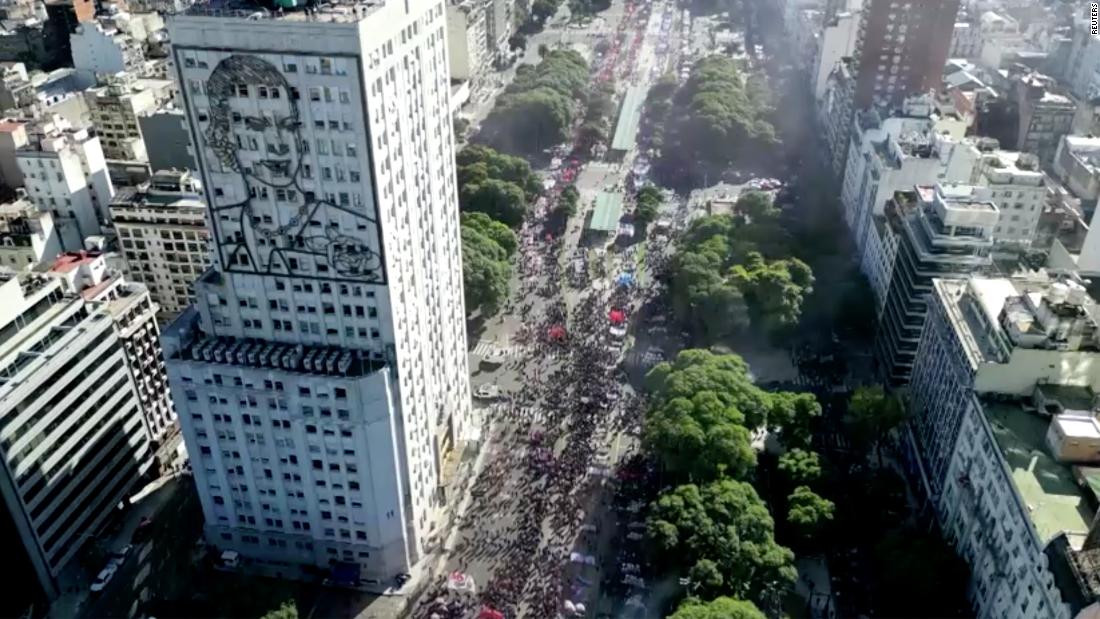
{"left": 203, "top": 54, "right": 384, "bottom": 283}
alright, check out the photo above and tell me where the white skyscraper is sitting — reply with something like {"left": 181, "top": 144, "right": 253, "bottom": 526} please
{"left": 163, "top": 0, "right": 472, "bottom": 588}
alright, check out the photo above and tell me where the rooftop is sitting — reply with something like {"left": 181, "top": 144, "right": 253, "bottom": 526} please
{"left": 589, "top": 192, "right": 623, "bottom": 232}
{"left": 610, "top": 85, "right": 646, "bottom": 152}
{"left": 984, "top": 401, "right": 1094, "bottom": 544}
{"left": 183, "top": 0, "right": 383, "bottom": 23}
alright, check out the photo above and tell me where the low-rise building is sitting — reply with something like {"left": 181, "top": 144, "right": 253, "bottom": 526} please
{"left": 110, "top": 169, "right": 209, "bottom": 318}
{"left": 974, "top": 149, "right": 1046, "bottom": 251}
{"left": 949, "top": 21, "right": 982, "bottom": 59}
{"left": 1053, "top": 135, "right": 1100, "bottom": 204}
{"left": 1013, "top": 72, "right": 1076, "bottom": 165}
{"left": 0, "top": 197, "right": 60, "bottom": 269}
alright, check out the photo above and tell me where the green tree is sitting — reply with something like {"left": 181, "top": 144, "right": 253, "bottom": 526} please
{"left": 645, "top": 349, "right": 772, "bottom": 429}
{"left": 260, "top": 601, "right": 299, "bottom": 619}
{"left": 668, "top": 597, "right": 766, "bottom": 619}
{"left": 644, "top": 391, "right": 756, "bottom": 481}
{"left": 647, "top": 480, "right": 796, "bottom": 603}
{"left": 777, "top": 448, "right": 822, "bottom": 486}
{"left": 735, "top": 190, "right": 779, "bottom": 222}
{"left": 729, "top": 252, "right": 815, "bottom": 334}
{"left": 557, "top": 184, "right": 580, "bottom": 217}
{"left": 635, "top": 185, "right": 662, "bottom": 225}
{"left": 687, "top": 559, "right": 725, "bottom": 597}
{"left": 845, "top": 386, "right": 907, "bottom": 465}
{"left": 460, "top": 178, "right": 527, "bottom": 227}
{"left": 786, "top": 485, "right": 835, "bottom": 541}
{"left": 482, "top": 50, "right": 588, "bottom": 154}
{"left": 461, "top": 212, "right": 517, "bottom": 255}
{"left": 766, "top": 391, "right": 820, "bottom": 449}
{"left": 531, "top": 1, "right": 556, "bottom": 24}
{"left": 461, "top": 220, "right": 513, "bottom": 316}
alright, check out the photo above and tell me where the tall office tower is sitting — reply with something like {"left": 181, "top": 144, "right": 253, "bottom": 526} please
{"left": 851, "top": 0, "right": 960, "bottom": 108}
{"left": 0, "top": 255, "right": 161, "bottom": 608}
{"left": 111, "top": 169, "right": 211, "bottom": 318}
{"left": 873, "top": 184, "right": 997, "bottom": 384}
{"left": 163, "top": 0, "right": 472, "bottom": 587}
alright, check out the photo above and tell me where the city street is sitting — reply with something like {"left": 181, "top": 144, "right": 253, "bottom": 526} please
{"left": 412, "top": 1, "right": 684, "bottom": 617}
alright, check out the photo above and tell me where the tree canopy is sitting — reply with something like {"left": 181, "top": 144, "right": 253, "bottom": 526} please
{"left": 456, "top": 145, "right": 541, "bottom": 228}
{"left": 845, "top": 386, "right": 907, "bottom": 462}
{"left": 644, "top": 350, "right": 820, "bottom": 481}
{"left": 666, "top": 192, "right": 813, "bottom": 342}
{"left": 786, "top": 485, "right": 835, "bottom": 541}
{"left": 647, "top": 479, "right": 796, "bottom": 603}
{"left": 635, "top": 185, "right": 661, "bottom": 225}
{"left": 777, "top": 448, "right": 822, "bottom": 486}
{"left": 557, "top": 183, "right": 580, "bottom": 218}
{"left": 460, "top": 212, "right": 517, "bottom": 316}
{"left": 650, "top": 55, "right": 777, "bottom": 188}
{"left": 668, "top": 596, "right": 767, "bottom": 619}
{"left": 481, "top": 49, "right": 589, "bottom": 154}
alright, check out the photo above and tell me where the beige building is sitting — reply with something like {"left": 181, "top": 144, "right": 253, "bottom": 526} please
{"left": 84, "top": 74, "right": 176, "bottom": 162}
{"left": 110, "top": 169, "right": 208, "bottom": 318}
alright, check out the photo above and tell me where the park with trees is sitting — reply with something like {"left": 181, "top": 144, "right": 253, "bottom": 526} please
{"left": 645, "top": 55, "right": 777, "bottom": 189}
{"left": 479, "top": 48, "right": 590, "bottom": 156}
{"left": 664, "top": 191, "right": 813, "bottom": 344}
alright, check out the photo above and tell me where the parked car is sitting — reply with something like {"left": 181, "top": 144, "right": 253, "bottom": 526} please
{"left": 90, "top": 564, "right": 118, "bottom": 593}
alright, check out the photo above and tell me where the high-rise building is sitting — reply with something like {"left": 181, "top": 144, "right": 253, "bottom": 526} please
{"left": 164, "top": 0, "right": 472, "bottom": 588}
{"left": 110, "top": 169, "right": 210, "bottom": 318}
{"left": 973, "top": 150, "right": 1046, "bottom": 251}
{"left": 851, "top": 0, "right": 960, "bottom": 108}
{"left": 0, "top": 255, "right": 166, "bottom": 605}
{"left": 872, "top": 184, "right": 997, "bottom": 384}
{"left": 904, "top": 274, "right": 1100, "bottom": 619}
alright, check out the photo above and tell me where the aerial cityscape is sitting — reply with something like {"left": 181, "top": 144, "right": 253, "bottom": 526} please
{"left": 3, "top": 0, "right": 1100, "bottom": 616}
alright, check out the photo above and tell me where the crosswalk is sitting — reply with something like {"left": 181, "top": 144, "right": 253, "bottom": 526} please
{"left": 471, "top": 341, "right": 525, "bottom": 358}
{"left": 491, "top": 403, "right": 546, "bottom": 423}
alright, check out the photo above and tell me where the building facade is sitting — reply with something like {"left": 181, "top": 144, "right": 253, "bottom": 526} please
{"left": 16, "top": 118, "right": 115, "bottom": 251}
{"left": 874, "top": 184, "right": 997, "bottom": 384}
{"left": 973, "top": 150, "right": 1046, "bottom": 250}
{"left": 0, "top": 198, "right": 60, "bottom": 269}
{"left": 446, "top": 0, "right": 490, "bottom": 90}
{"left": 110, "top": 169, "right": 209, "bottom": 318}
{"left": 165, "top": 0, "right": 472, "bottom": 588}
{"left": 906, "top": 275, "right": 1100, "bottom": 618}
{"left": 851, "top": 0, "right": 961, "bottom": 108}
{"left": 85, "top": 75, "right": 177, "bottom": 162}
{"left": 0, "top": 266, "right": 156, "bottom": 602}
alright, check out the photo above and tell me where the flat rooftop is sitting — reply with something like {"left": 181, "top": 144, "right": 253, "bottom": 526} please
{"left": 610, "top": 85, "right": 646, "bottom": 152}
{"left": 184, "top": 0, "right": 383, "bottom": 23}
{"left": 984, "top": 401, "right": 1094, "bottom": 544}
{"left": 590, "top": 192, "right": 623, "bottom": 232}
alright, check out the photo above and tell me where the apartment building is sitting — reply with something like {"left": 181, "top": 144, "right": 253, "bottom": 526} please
{"left": 850, "top": 0, "right": 960, "bottom": 108}
{"left": 973, "top": 149, "right": 1046, "bottom": 250}
{"left": 110, "top": 169, "right": 209, "bottom": 318}
{"left": 0, "top": 264, "right": 158, "bottom": 604}
{"left": 872, "top": 184, "right": 998, "bottom": 384}
{"left": 16, "top": 117, "right": 114, "bottom": 250}
{"left": 85, "top": 74, "right": 177, "bottom": 162}
{"left": 0, "top": 197, "right": 60, "bottom": 269}
{"left": 446, "top": 0, "right": 490, "bottom": 91}
{"left": 906, "top": 274, "right": 1100, "bottom": 618}
{"left": 165, "top": 0, "right": 472, "bottom": 588}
